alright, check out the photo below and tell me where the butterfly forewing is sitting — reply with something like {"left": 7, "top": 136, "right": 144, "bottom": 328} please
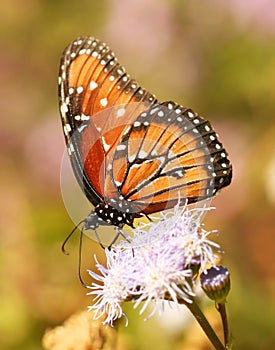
{"left": 59, "top": 36, "right": 157, "bottom": 204}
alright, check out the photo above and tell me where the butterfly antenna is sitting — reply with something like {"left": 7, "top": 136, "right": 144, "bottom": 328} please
{"left": 61, "top": 219, "right": 85, "bottom": 255}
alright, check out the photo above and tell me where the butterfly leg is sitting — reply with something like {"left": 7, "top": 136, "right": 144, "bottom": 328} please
{"left": 107, "top": 227, "right": 131, "bottom": 249}
{"left": 94, "top": 228, "right": 106, "bottom": 249}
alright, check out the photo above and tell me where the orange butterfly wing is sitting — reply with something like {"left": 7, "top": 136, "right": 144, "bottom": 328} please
{"left": 108, "top": 102, "right": 231, "bottom": 214}
{"left": 59, "top": 37, "right": 156, "bottom": 205}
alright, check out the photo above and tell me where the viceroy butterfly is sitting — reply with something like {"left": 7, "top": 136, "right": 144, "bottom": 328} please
{"left": 58, "top": 36, "right": 232, "bottom": 235}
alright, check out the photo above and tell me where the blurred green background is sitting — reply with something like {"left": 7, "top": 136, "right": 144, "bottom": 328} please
{"left": 1, "top": 1, "right": 275, "bottom": 349}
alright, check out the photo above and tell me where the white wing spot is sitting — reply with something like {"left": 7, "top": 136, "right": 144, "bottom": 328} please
{"left": 80, "top": 114, "right": 90, "bottom": 121}
{"left": 128, "top": 154, "right": 136, "bottom": 163}
{"left": 174, "top": 170, "right": 184, "bottom": 177}
{"left": 134, "top": 121, "right": 141, "bottom": 127}
{"left": 60, "top": 102, "right": 68, "bottom": 116}
{"left": 187, "top": 111, "right": 194, "bottom": 118}
{"left": 100, "top": 98, "right": 108, "bottom": 107}
{"left": 158, "top": 110, "right": 164, "bottom": 117}
{"left": 77, "top": 124, "right": 88, "bottom": 133}
{"left": 89, "top": 81, "right": 98, "bottom": 91}
{"left": 101, "top": 135, "right": 111, "bottom": 152}
{"left": 79, "top": 49, "right": 86, "bottom": 55}
{"left": 69, "top": 87, "right": 74, "bottom": 94}
{"left": 115, "top": 181, "right": 122, "bottom": 187}
{"left": 117, "top": 144, "right": 126, "bottom": 151}
{"left": 150, "top": 107, "right": 159, "bottom": 115}
{"left": 63, "top": 124, "right": 71, "bottom": 135}
{"left": 109, "top": 75, "right": 115, "bottom": 81}
{"left": 139, "top": 150, "right": 148, "bottom": 159}
{"left": 205, "top": 125, "right": 211, "bottom": 132}
{"left": 117, "top": 108, "right": 126, "bottom": 117}
{"left": 68, "top": 143, "right": 75, "bottom": 155}
{"left": 77, "top": 86, "right": 83, "bottom": 94}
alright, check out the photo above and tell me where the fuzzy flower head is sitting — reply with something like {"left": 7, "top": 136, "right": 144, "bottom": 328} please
{"left": 87, "top": 203, "right": 220, "bottom": 326}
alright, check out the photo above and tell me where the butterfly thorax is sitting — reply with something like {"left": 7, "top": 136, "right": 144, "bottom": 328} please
{"left": 84, "top": 200, "right": 137, "bottom": 230}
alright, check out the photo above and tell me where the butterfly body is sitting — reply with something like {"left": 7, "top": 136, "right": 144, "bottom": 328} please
{"left": 58, "top": 36, "right": 232, "bottom": 232}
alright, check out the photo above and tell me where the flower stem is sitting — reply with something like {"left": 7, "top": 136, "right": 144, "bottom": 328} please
{"left": 217, "top": 302, "right": 231, "bottom": 349}
{"left": 185, "top": 298, "right": 225, "bottom": 350}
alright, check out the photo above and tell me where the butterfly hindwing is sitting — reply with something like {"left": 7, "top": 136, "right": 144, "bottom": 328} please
{"left": 107, "top": 102, "right": 231, "bottom": 214}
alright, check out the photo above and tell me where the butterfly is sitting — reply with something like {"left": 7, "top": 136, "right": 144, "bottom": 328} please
{"left": 58, "top": 36, "right": 232, "bottom": 235}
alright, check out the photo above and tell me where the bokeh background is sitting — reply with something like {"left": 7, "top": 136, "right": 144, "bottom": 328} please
{"left": 1, "top": 1, "right": 275, "bottom": 349}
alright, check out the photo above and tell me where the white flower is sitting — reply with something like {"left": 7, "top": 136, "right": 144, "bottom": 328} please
{"left": 87, "top": 203, "right": 220, "bottom": 326}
